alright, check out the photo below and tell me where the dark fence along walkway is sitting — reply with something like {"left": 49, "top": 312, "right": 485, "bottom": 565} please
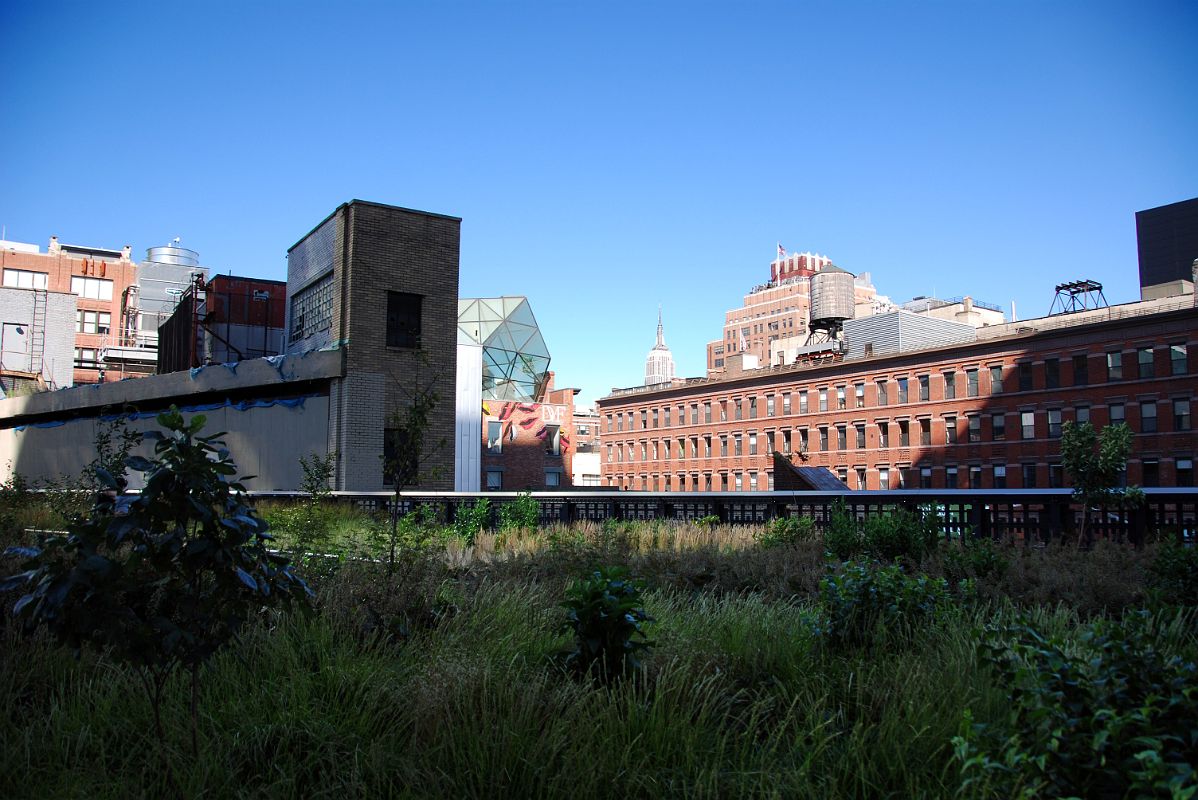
{"left": 249, "top": 489, "right": 1198, "bottom": 547}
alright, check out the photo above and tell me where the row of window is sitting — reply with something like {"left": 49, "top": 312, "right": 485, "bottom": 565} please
{"left": 2, "top": 269, "right": 116, "bottom": 301}
{"left": 608, "top": 345, "right": 1190, "bottom": 433}
{"left": 606, "top": 458, "right": 1195, "bottom": 492}
{"left": 605, "top": 400, "right": 1189, "bottom": 464}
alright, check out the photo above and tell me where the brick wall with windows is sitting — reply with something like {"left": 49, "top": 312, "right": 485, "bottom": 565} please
{"left": 598, "top": 305, "right": 1197, "bottom": 491}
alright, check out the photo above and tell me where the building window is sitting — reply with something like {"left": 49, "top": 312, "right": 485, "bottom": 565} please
{"left": 878, "top": 421, "right": 890, "bottom": 448}
{"left": 969, "top": 465, "right": 982, "bottom": 489}
{"left": 1045, "top": 358, "right": 1060, "bottom": 389}
{"left": 486, "top": 470, "right": 503, "bottom": 490}
{"left": 798, "top": 428, "right": 809, "bottom": 453}
{"left": 1141, "top": 401, "right": 1158, "bottom": 434}
{"left": 749, "top": 397, "right": 758, "bottom": 418}
{"left": 1142, "top": 460, "right": 1159, "bottom": 487}
{"left": 878, "top": 467, "right": 890, "bottom": 490}
{"left": 1022, "top": 464, "right": 1037, "bottom": 488}
{"left": 545, "top": 471, "right": 561, "bottom": 488}
{"left": 966, "top": 369, "right": 979, "bottom": 397}
{"left": 856, "top": 467, "right": 867, "bottom": 490}
{"left": 1106, "top": 351, "right": 1122, "bottom": 381}
{"left": 748, "top": 433, "right": 757, "bottom": 456}
{"left": 1048, "top": 409, "right": 1062, "bottom": 438}
{"left": 1138, "top": 346, "right": 1154, "bottom": 379}
{"left": 818, "top": 389, "right": 828, "bottom": 412}
{"left": 1075, "top": 406, "right": 1090, "bottom": 425}
{"left": 734, "top": 434, "right": 743, "bottom": 457}
{"left": 854, "top": 383, "right": 865, "bottom": 408}
{"left": 782, "top": 393, "right": 791, "bottom": 414}
{"left": 994, "top": 465, "right": 1007, "bottom": 489}
{"left": 1072, "top": 354, "right": 1088, "bottom": 386}
{"left": 1176, "top": 458, "right": 1193, "bottom": 487}
{"left": 946, "top": 465, "right": 958, "bottom": 488}
{"left": 836, "top": 426, "right": 846, "bottom": 451}
{"left": 1018, "top": 362, "right": 1033, "bottom": 392}
{"left": 1109, "top": 403, "right": 1125, "bottom": 427}
{"left": 799, "top": 391, "right": 808, "bottom": 414}
{"left": 1174, "top": 398, "right": 1191, "bottom": 431}
{"left": 704, "top": 436, "right": 712, "bottom": 457}
{"left": 735, "top": 399, "right": 743, "bottom": 420}
{"left": 606, "top": 444, "right": 613, "bottom": 463}
{"left": 1048, "top": 464, "right": 1064, "bottom": 488}
{"left": 690, "top": 404, "right": 699, "bottom": 425}
{"left": 665, "top": 407, "right": 673, "bottom": 427}
{"left": 920, "top": 467, "right": 933, "bottom": 489}
{"left": 385, "top": 291, "right": 424, "bottom": 347}
{"left": 1021, "top": 411, "right": 1035, "bottom": 439}
{"left": 782, "top": 430, "right": 791, "bottom": 454}
{"left": 544, "top": 425, "right": 561, "bottom": 455}
{"left": 918, "top": 375, "right": 930, "bottom": 402}
{"left": 652, "top": 409, "right": 660, "bottom": 429}
{"left": 991, "top": 413, "right": 1005, "bottom": 441}
{"left": 943, "top": 371, "right": 956, "bottom": 399}
{"left": 876, "top": 380, "right": 888, "bottom": 406}
{"left": 70, "top": 276, "right": 114, "bottom": 301}
{"left": 836, "top": 386, "right": 846, "bottom": 410}
{"left": 1171, "top": 344, "right": 1187, "bottom": 375}
{"left": 919, "top": 418, "right": 931, "bottom": 446}
{"left": 945, "top": 416, "right": 957, "bottom": 445}
{"left": 968, "top": 416, "right": 981, "bottom": 443}
{"left": 990, "top": 366, "right": 1004, "bottom": 394}
{"left": 704, "top": 402, "right": 712, "bottom": 423}
{"left": 75, "top": 310, "right": 111, "bottom": 335}
{"left": 749, "top": 473, "right": 758, "bottom": 491}
{"left": 289, "top": 275, "right": 333, "bottom": 342}
{"left": 766, "top": 395, "right": 775, "bottom": 416}
{"left": 735, "top": 473, "right": 743, "bottom": 492}
{"left": 898, "top": 420, "right": 910, "bottom": 447}
{"left": 855, "top": 424, "right": 866, "bottom": 449}
{"left": 819, "top": 427, "right": 829, "bottom": 452}
{"left": 720, "top": 436, "right": 728, "bottom": 457}
{"left": 3, "top": 269, "right": 48, "bottom": 289}
{"left": 897, "top": 377, "right": 908, "bottom": 404}
{"left": 74, "top": 347, "right": 99, "bottom": 368}
{"left": 487, "top": 420, "right": 503, "bottom": 453}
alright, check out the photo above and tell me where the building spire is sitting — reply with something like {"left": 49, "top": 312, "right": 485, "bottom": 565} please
{"left": 656, "top": 305, "right": 665, "bottom": 348}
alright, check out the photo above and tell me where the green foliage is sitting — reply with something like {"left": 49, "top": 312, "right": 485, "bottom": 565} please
{"left": 1060, "top": 421, "right": 1143, "bottom": 539}
{"left": 561, "top": 566, "right": 654, "bottom": 681}
{"left": 816, "top": 559, "right": 951, "bottom": 650}
{"left": 861, "top": 507, "right": 941, "bottom": 563}
{"left": 942, "top": 537, "right": 1010, "bottom": 586}
{"left": 695, "top": 514, "right": 721, "bottom": 530}
{"left": 294, "top": 451, "right": 339, "bottom": 562}
{"left": 453, "top": 497, "right": 491, "bottom": 545}
{"left": 823, "top": 498, "right": 861, "bottom": 560}
{"left": 1148, "top": 543, "right": 1198, "bottom": 608}
{"left": 499, "top": 491, "right": 540, "bottom": 531}
{"left": 82, "top": 414, "right": 143, "bottom": 492}
{"left": 955, "top": 610, "right": 1198, "bottom": 799}
{"left": 755, "top": 515, "right": 816, "bottom": 549}
{"left": 0, "top": 471, "right": 34, "bottom": 536}
{"left": 0, "top": 407, "right": 311, "bottom": 755}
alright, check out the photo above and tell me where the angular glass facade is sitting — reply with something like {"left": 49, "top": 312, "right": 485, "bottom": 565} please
{"left": 458, "top": 297, "right": 551, "bottom": 400}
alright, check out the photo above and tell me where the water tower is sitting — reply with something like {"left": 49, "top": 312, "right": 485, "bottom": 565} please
{"left": 805, "top": 263, "right": 855, "bottom": 345}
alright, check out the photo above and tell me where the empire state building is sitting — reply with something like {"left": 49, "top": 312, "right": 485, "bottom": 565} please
{"left": 644, "top": 308, "right": 676, "bottom": 386}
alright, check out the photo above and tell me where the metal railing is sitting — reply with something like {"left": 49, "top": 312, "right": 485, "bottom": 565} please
{"left": 248, "top": 488, "right": 1198, "bottom": 547}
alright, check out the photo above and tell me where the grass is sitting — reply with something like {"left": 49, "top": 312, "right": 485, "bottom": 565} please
{"left": 1, "top": 498, "right": 1194, "bottom": 798}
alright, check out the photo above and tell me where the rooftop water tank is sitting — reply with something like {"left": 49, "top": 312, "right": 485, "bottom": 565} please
{"left": 145, "top": 241, "right": 200, "bottom": 268}
{"left": 810, "top": 264, "right": 856, "bottom": 328}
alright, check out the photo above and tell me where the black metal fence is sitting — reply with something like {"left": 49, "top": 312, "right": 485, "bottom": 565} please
{"left": 249, "top": 489, "right": 1198, "bottom": 547}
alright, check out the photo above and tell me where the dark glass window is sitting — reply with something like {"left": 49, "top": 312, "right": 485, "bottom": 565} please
{"left": 1018, "top": 362, "right": 1033, "bottom": 391}
{"left": 386, "top": 291, "right": 422, "bottom": 348}
{"left": 1045, "top": 358, "right": 1059, "bottom": 389}
{"left": 1072, "top": 354, "right": 1088, "bottom": 386}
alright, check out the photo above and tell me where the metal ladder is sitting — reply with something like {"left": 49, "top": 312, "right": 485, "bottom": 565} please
{"left": 30, "top": 289, "right": 47, "bottom": 382}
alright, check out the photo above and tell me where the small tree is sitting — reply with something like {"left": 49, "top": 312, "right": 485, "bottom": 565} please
{"left": 1060, "top": 421, "right": 1143, "bottom": 543}
{"left": 295, "top": 450, "right": 338, "bottom": 561}
{"left": 381, "top": 352, "right": 447, "bottom": 572}
{"left": 1, "top": 407, "right": 311, "bottom": 762}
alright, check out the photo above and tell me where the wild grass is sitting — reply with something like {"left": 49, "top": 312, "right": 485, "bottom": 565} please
{"left": 1, "top": 500, "right": 1193, "bottom": 798}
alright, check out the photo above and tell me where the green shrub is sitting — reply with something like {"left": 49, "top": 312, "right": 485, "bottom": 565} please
{"left": 499, "top": 491, "right": 540, "bottom": 531}
{"left": 755, "top": 515, "right": 816, "bottom": 549}
{"left": 453, "top": 498, "right": 491, "bottom": 545}
{"left": 1148, "top": 543, "right": 1198, "bottom": 608}
{"left": 695, "top": 514, "right": 721, "bottom": 530}
{"left": 942, "top": 537, "right": 1010, "bottom": 585}
{"left": 862, "top": 508, "right": 940, "bottom": 563}
{"left": 816, "top": 559, "right": 951, "bottom": 650}
{"left": 823, "top": 499, "right": 861, "bottom": 560}
{"left": 560, "top": 566, "right": 654, "bottom": 681}
{"left": 955, "top": 610, "right": 1198, "bottom": 799}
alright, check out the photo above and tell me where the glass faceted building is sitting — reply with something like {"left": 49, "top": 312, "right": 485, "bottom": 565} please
{"left": 458, "top": 297, "right": 551, "bottom": 400}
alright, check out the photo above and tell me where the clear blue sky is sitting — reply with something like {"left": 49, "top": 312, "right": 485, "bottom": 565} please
{"left": 3, "top": 1, "right": 1196, "bottom": 406}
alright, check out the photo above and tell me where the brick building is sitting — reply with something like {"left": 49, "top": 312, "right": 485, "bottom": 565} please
{"left": 599, "top": 294, "right": 1197, "bottom": 492}
{"left": 1, "top": 236, "right": 139, "bottom": 384}
{"left": 480, "top": 372, "right": 577, "bottom": 491}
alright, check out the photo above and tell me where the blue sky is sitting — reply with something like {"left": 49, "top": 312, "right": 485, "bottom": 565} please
{"left": 3, "top": 0, "right": 1196, "bottom": 406}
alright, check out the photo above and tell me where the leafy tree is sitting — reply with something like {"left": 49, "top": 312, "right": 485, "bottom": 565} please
{"left": 1060, "top": 421, "right": 1143, "bottom": 543}
{"left": 295, "top": 450, "right": 338, "bottom": 562}
{"left": 1, "top": 408, "right": 311, "bottom": 762}
{"left": 83, "top": 412, "right": 143, "bottom": 492}
{"left": 382, "top": 352, "right": 447, "bottom": 572}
